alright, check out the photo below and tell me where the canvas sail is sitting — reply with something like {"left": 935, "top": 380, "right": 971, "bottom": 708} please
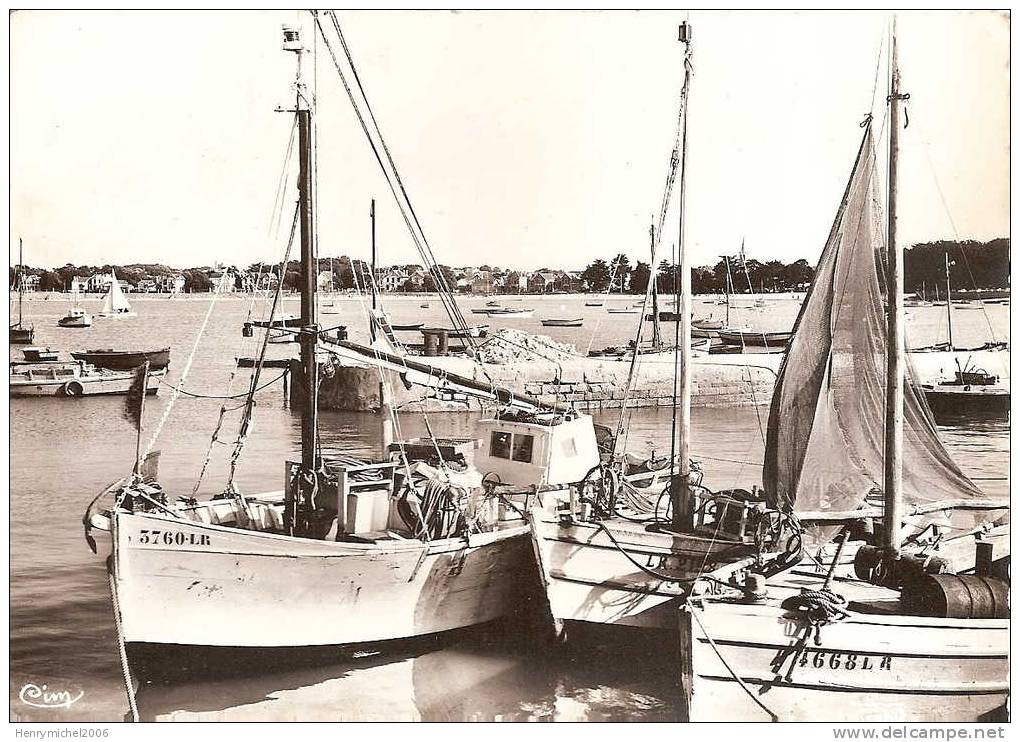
{"left": 763, "top": 122, "right": 984, "bottom": 543}
{"left": 101, "top": 272, "right": 132, "bottom": 314}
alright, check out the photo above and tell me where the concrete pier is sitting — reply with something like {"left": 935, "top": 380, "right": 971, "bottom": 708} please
{"left": 299, "top": 347, "right": 1008, "bottom": 414}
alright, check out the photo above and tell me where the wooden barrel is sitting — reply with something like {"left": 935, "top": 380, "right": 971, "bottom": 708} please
{"left": 903, "top": 574, "right": 1009, "bottom": 619}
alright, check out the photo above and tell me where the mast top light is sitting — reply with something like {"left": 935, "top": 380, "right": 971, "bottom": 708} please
{"left": 282, "top": 25, "right": 303, "bottom": 53}
{"left": 679, "top": 22, "right": 692, "bottom": 44}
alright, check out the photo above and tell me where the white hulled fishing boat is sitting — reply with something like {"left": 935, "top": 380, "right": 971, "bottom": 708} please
{"left": 58, "top": 283, "right": 93, "bottom": 327}
{"left": 527, "top": 22, "right": 1007, "bottom": 659}
{"left": 681, "top": 26, "right": 1008, "bottom": 722}
{"left": 83, "top": 20, "right": 541, "bottom": 667}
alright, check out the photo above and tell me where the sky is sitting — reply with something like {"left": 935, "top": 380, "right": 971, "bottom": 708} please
{"left": 9, "top": 10, "right": 1010, "bottom": 272}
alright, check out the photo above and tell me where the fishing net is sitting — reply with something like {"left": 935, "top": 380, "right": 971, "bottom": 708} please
{"left": 763, "top": 123, "right": 985, "bottom": 545}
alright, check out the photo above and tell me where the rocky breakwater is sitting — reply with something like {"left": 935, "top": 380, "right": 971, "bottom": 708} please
{"left": 313, "top": 329, "right": 780, "bottom": 412}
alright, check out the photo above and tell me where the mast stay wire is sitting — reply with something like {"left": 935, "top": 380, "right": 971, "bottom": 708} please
{"left": 313, "top": 12, "right": 477, "bottom": 353}
{"left": 916, "top": 136, "right": 1000, "bottom": 346}
{"left": 326, "top": 12, "right": 476, "bottom": 346}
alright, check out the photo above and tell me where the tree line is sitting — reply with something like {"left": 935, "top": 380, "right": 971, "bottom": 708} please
{"left": 578, "top": 238, "right": 1009, "bottom": 295}
{"left": 580, "top": 253, "right": 815, "bottom": 294}
{"left": 11, "top": 238, "right": 1009, "bottom": 294}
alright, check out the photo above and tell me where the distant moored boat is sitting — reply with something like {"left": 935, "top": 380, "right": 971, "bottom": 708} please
{"left": 71, "top": 347, "right": 171, "bottom": 371}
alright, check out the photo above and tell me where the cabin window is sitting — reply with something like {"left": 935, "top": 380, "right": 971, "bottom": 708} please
{"left": 490, "top": 431, "right": 511, "bottom": 459}
{"left": 561, "top": 437, "right": 577, "bottom": 457}
{"left": 511, "top": 434, "right": 534, "bottom": 463}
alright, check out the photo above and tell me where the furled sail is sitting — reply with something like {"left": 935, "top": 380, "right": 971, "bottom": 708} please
{"left": 101, "top": 272, "right": 132, "bottom": 314}
{"left": 763, "top": 121, "right": 983, "bottom": 542}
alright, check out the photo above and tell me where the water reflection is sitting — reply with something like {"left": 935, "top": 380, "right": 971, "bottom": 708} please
{"left": 133, "top": 621, "right": 681, "bottom": 722}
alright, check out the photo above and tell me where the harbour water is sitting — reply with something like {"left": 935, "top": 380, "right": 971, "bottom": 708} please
{"left": 9, "top": 293, "right": 1009, "bottom": 721}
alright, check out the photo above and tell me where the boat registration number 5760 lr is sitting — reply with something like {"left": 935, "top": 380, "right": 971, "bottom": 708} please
{"left": 136, "top": 530, "right": 211, "bottom": 547}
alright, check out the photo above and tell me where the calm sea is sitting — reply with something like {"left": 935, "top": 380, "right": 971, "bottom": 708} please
{"left": 9, "top": 293, "right": 1009, "bottom": 721}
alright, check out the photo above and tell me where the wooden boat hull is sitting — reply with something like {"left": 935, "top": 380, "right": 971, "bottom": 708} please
{"left": 923, "top": 387, "right": 1010, "bottom": 419}
{"left": 108, "top": 511, "right": 534, "bottom": 647}
{"left": 58, "top": 314, "right": 93, "bottom": 328}
{"left": 685, "top": 598, "right": 1009, "bottom": 722}
{"left": 528, "top": 502, "right": 750, "bottom": 630}
{"left": 541, "top": 319, "right": 583, "bottom": 327}
{"left": 489, "top": 310, "right": 533, "bottom": 319}
{"left": 717, "top": 330, "right": 792, "bottom": 348}
{"left": 10, "top": 368, "right": 164, "bottom": 397}
{"left": 9, "top": 326, "right": 34, "bottom": 344}
{"left": 72, "top": 347, "right": 170, "bottom": 371}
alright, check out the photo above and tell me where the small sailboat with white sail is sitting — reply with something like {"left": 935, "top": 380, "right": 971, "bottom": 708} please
{"left": 97, "top": 271, "right": 135, "bottom": 318}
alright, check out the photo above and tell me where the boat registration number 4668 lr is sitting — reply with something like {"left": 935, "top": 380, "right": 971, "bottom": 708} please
{"left": 135, "top": 530, "right": 211, "bottom": 547}
{"left": 796, "top": 649, "right": 892, "bottom": 672}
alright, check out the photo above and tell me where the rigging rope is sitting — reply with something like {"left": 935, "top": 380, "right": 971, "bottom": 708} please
{"left": 228, "top": 202, "right": 301, "bottom": 487}
{"left": 156, "top": 370, "right": 289, "bottom": 400}
{"left": 312, "top": 11, "right": 478, "bottom": 353}
{"left": 140, "top": 271, "right": 231, "bottom": 464}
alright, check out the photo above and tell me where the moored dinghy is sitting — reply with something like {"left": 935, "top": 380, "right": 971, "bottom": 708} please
{"left": 682, "top": 35, "right": 1008, "bottom": 722}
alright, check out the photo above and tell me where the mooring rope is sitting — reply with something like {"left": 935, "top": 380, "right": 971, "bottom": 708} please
{"left": 107, "top": 559, "right": 139, "bottom": 722}
{"left": 686, "top": 601, "right": 778, "bottom": 722}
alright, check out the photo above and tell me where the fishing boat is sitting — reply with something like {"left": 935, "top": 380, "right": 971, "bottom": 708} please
{"left": 588, "top": 336, "right": 711, "bottom": 359}
{"left": 11, "top": 355, "right": 164, "bottom": 397}
{"left": 529, "top": 22, "right": 1007, "bottom": 663}
{"left": 391, "top": 322, "right": 425, "bottom": 331}
{"left": 71, "top": 348, "right": 171, "bottom": 372}
{"left": 921, "top": 360, "right": 1010, "bottom": 419}
{"left": 20, "top": 346, "right": 60, "bottom": 363}
{"left": 681, "top": 33, "right": 1008, "bottom": 721}
{"left": 97, "top": 270, "right": 135, "bottom": 317}
{"left": 58, "top": 308, "right": 93, "bottom": 328}
{"left": 58, "top": 282, "right": 93, "bottom": 327}
{"left": 529, "top": 24, "right": 775, "bottom": 632}
{"left": 10, "top": 238, "right": 35, "bottom": 344}
{"left": 420, "top": 302, "right": 430, "bottom": 308}
{"left": 716, "top": 329, "right": 792, "bottom": 349}
{"left": 606, "top": 307, "right": 639, "bottom": 314}
{"left": 541, "top": 318, "right": 583, "bottom": 328}
{"left": 584, "top": 300, "right": 604, "bottom": 307}
{"left": 447, "top": 324, "right": 488, "bottom": 339}
{"left": 487, "top": 307, "right": 533, "bottom": 318}
{"left": 691, "top": 318, "right": 724, "bottom": 338}
{"left": 84, "top": 23, "right": 538, "bottom": 664}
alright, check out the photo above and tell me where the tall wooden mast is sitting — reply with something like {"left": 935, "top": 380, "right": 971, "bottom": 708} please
{"left": 285, "top": 25, "right": 320, "bottom": 475}
{"left": 883, "top": 21, "right": 907, "bottom": 554}
{"left": 17, "top": 237, "right": 24, "bottom": 326}
{"left": 944, "top": 251, "right": 954, "bottom": 349}
{"left": 671, "top": 21, "right": 694, "bottom": 530}
{"left": 370, "top": 198, "right": 377, "bottom": 343}
{"left": 650, "top": 222, "right": 662, "bottom": 348}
